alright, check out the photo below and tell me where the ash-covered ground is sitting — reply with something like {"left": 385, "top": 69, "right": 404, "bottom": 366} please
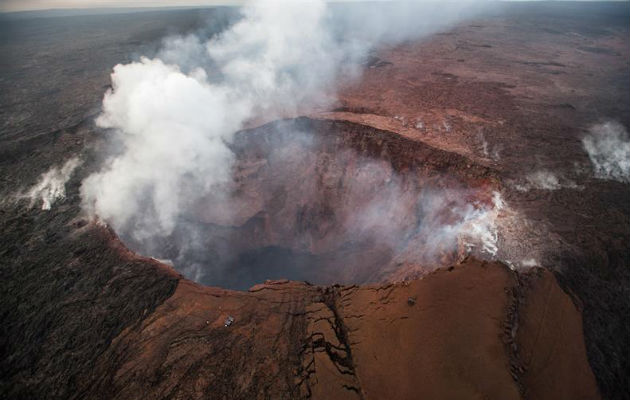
{"left": 1, "top": 2, "right": 629, "bottom": 399}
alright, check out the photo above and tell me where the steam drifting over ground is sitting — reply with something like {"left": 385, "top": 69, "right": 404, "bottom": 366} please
{"left": 512, "top": 169, "right": 579, "bottom": 192}
{"left": 582, "top": 120, "right": 630, "bottom": 183}
{"left": 16, "top": 157, "right": 81, "bottom": 210}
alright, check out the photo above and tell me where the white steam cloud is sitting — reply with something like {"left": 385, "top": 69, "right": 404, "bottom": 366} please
{"left": 23, "top": 157, "right": 81, "bottom": 210}
{"left": 82, "top": 57, "right": 245, "bottom": 238}
{"left": 82, "top": 0, "right": 358, "bottom": 240}
{"left": 582, "top": 121, "right": 630, "bottom": 183}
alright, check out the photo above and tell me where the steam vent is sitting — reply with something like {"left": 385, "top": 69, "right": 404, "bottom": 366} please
{"left": 1, "top": 1, "right": 629, "bottom": 399}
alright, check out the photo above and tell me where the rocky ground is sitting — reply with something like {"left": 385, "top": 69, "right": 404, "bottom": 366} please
{"left": 1, "top": 3, "right": 628, "bottom": 400}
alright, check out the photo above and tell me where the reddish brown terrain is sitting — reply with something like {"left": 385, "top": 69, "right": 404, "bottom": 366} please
{"left": 80, "top": 258, "right": 596, "bottom": 400}
{"left": 1, "top": 3, "right": 628, "bottom": 400}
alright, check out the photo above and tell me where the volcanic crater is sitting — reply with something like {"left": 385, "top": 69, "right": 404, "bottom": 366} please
{"left": 1, "top": 3, "right": 628, "bottom": 400}
{"left": 123, "top": 118, "right": 498, "bottom": 289}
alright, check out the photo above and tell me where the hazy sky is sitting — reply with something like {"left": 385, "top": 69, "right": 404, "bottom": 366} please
{"left": 1, "top": 0, "right": 625, "bottom": 13}
{"left": 0, "top": 0, "right": 243, "bottom": 12}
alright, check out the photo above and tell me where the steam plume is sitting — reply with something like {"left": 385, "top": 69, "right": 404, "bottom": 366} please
{"left": 582, "top": 121, "right": 630, "bottom": 183}
{"left": 24, "top": 157, "right": 81, "bottom": 210}
{"left": 81, "top": 0, "right": 355, "bottom": 240}
{"left": 81, "top": 0, "right": 501, "bottom": 284}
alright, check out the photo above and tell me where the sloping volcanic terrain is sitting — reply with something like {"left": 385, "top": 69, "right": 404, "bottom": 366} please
{"left": 1, "top": 3, "right": 629, "bottom": 400}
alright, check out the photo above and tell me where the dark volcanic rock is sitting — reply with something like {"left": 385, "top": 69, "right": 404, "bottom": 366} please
{"left": 0, "top": 205, "right": 178, "bottom": 399}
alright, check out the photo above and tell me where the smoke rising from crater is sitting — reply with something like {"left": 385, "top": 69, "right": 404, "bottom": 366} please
{"left": 81, "top": 0, "right": 500, "bottom": 285}
{"left": 82, "top": 0, "right": 353, "bottom": 240}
